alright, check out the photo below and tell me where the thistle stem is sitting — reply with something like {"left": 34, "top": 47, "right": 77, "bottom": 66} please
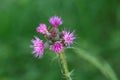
{"left": 59, "top": 52, "right": 72, "bottom": 80}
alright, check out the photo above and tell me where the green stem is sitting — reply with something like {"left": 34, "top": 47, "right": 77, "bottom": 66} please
{"left": 59, "top": 52, "right": 72, "bottom": 80}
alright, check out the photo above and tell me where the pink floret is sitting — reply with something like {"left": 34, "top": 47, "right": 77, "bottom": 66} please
{"left": 49, "top": 16, "right": 62, "bottom": 27}
{"left": 32, "top": 36, "right": 45, "bottom": 57}
{"left": 37, "top": 24, "right": 48, "bottom": 34}
{"left": 63, "top": 31, "right": 75, "bottom": 46}
{"left": 51, "top": 42, "right": 63, "bottom": 53}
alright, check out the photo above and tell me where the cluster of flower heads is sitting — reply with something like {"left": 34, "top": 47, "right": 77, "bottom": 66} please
{"left": 31, "top": 16, "right": 75, "bottom": 58}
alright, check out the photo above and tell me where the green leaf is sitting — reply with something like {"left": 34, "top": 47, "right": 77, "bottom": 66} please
{"left": 73, "top": 48, "right": 118, "bottom": 80}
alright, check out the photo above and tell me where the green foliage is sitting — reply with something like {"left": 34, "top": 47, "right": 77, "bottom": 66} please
{"left": 0, "top": 0, "right": 120, "bottom": 80}
{"left": 73, "top": 48, "right": 118, "bottom": 80}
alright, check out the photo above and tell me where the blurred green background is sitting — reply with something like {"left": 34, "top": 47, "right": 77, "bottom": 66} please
{"left": 0, "top": 0, "right": 120, "bottom": 80}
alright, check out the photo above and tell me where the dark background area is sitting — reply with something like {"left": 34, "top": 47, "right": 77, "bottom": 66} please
{"left": 0, "top": 0, "right": 120, "bottom": 80}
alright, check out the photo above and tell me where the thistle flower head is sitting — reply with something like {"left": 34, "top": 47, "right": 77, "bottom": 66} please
{"left": 49, "top": 16, "right": 62, "bottom": 27}
{"left": 51, "top": 42, "right": 63, "bottom": 53}
{"left": 37, "top": 24, "right": 48, "bottom": 34}
{"left": 31, "top": 15, "right": 76, "bottom": 59}
{"left": 32, "top": 37, "right": 45, "bottom": 57}
{"left": 63, "top": 31, "right": 75, "bottom": 46}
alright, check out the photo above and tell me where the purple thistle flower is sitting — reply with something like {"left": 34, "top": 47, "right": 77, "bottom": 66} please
{"left": 37, "top": 24, "right": 48, "bottom": 34}
{"left": 49, "top": 16, "right": 62, "bottom": 27}
{"left": 32, "top": 36, "right": 45, "bottom": 57}
{"left": 63, "top": 31, "right": 75, "bottom": 46}
{"left": 51, "top": 42, "right": 63, "bottom": 53}
{"left": 31, "top": 15, "right": 76, "bottom": 59}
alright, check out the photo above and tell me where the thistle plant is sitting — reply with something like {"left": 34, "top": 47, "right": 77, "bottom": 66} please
{"left": 31, "top": 15, "right": 75, "bottom": 80}
{"left": 30, "top": 15, "right": 118, "bottom": 80}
